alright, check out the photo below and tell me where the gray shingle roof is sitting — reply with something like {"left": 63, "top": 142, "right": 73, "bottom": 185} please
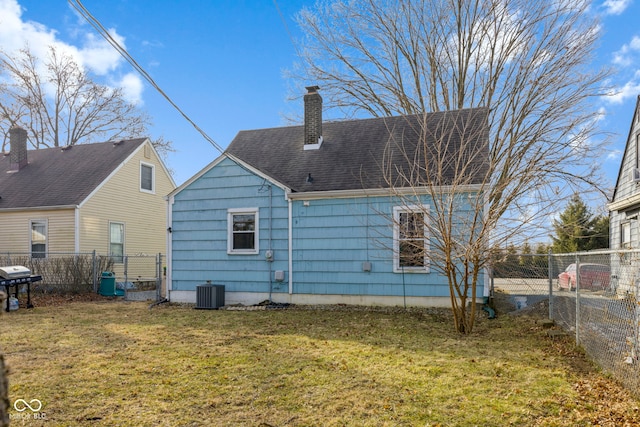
{"left": 226, "top": 108, "right": 489, "bottom": 193}
{"left": 0, "top": 138, "right": 147, "bottom": 209}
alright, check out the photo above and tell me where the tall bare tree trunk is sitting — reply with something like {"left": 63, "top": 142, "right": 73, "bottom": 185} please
{"left": 0, "top": 354, "right": 9, "bottom": 427}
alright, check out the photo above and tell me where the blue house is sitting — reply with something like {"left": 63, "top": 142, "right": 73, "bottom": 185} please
{"left": 167, "top": 87, "right": 489, "bottom": 307}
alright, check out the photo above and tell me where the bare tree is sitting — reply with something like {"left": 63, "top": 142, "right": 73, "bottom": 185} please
{"left": 294, "top": 0, "right": 612, "bottom": 333}
{"left": 0, "top": 45, "right": 172, "bottom": 158}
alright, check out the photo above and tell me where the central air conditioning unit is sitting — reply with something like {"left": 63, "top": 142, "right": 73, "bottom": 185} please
{"left": 195, "top": 282, "right": 225, "bottom": 309}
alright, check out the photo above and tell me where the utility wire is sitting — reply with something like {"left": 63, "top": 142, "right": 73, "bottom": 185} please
{"left": 68, "top": 0, "right": 225, "bottom": 154}
{"left": 272, "top": 0, "right": 301, "bottom": 57}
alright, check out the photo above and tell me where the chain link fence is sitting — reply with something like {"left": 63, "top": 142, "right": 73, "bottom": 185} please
{"left": 0, "top": 252, "right": 164, "bottom": 301}
{"left": 491, "top": 250, "right": 640, "bottom": 397}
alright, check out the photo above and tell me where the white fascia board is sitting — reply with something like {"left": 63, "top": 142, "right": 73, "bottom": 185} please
{"left": 609, "top": 193, "right": 640, "bottom": 212}
{"left": 168, "top": 154, "right": 292, "bottom": 199}
{"left": 225, "top": 154, "right": 292, "bottom": 193}
{"left": 286, "top": 184, "right": 484, "bottom": 201}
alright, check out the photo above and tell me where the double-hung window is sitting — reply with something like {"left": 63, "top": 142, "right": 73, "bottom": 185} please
{"left": 227, "top": 208, "right": 259, "bottom": 254}
{"left": 30, "top": 220, "right": 47, "bottom": 258}
{"left": 140, "top": 162, "right": 155, "bottom": 193}
{"left": 109, "top": 222, "right": 125, "bottom": 263}
{"left": 621, "top": 221, "right": 632, "bottom": 249}
{"left": 393, "top": 205, "right": 429, "bottom": 272}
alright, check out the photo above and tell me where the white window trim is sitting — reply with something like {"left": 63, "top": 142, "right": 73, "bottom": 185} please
{"left": 227, "top": 208, "right": 259, "bottom": 255}
{"left": 621, "top": 221, "right": 632, "bottom": 249}
{"left": 393, "top": 205, "right": 430, "bottom": 273}
{"left": 140, "top": 161, "right": 155, "bottom": 194}
{"left": 30, "top": 219, "right": 48, "bottom": 258}
{"left": 109, "top": 221, "right": 126, "bottom": 263}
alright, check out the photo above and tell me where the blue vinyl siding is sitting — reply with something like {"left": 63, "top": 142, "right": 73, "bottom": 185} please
{"left": 171, "top": 157, "right": 289, "bottom": 294}
{"left": 170, "top": 156, "right": 483, "bottom": 299}
{"left": 289, "top": 197, "right": 451, "bottom": 296}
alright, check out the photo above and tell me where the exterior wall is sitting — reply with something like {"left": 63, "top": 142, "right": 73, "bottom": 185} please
{"left": 610, "top": 102, "right": 640, "bottom": 295}
{"left": 170, "top": 157, "right": 484, "bottom": 307}
{"left": 170, "top": 157, "right": 290, "bottom": 296}
{"left": 0, "top": 208, "right": 76, "bottom": 254}
{"left": 79, "top": 140, "right": 174, "bottom": 276}
{"left": 611, "top": 103, "right": 640, "bottom": 250}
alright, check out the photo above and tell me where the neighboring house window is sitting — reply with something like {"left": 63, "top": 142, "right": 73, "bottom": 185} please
{"left": 227, "top": 208, "right": 259, "bottom": 254}
{"left": 621, "top": 222, "right": 632, "bottom": 249}
{"left": 30, "top": 220, "right": 47, "bottom": 258}
{"left": 109, "top": 222, "right": 125, "bottom": 263}
{"left": 393, "top": 205, "right": 429, "bottom": 272}
{"left": 140, "top": 162, "right": 155, "bottom": 193}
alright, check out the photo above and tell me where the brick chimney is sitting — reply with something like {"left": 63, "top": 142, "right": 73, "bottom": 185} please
{"left": 304, "top": 86, "right": 323, "bottom": 149}
{"left": 9, "top": 126, "right": 28, "bottom": 171}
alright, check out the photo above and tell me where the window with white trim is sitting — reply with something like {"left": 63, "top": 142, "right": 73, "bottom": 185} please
{"left": 140, "top": 162, "right": 155, "bottom": 193}
{"left": 227, "top": 208, "right": 259, "bottom": 254}
{"left": 30, "top": 219, "right": 47, "bottom": 258}
{"left": 621, "top": 221, "right": 632, "bottom": 249}
{"left": 109, "top": 222, "right": 125, "bottom": 263}
{"left": 393, "top": 205, "right": 429, "bottom": 272}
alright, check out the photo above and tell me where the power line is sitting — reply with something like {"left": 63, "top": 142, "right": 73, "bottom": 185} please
{"left": 67, "top": 0, "right": 224, "bottom": 154}
{"left": 272, "top": 0, "right": 301, "bottom": 57}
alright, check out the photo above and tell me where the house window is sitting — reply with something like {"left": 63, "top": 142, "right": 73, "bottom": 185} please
{"left": 140, "top": 162, "right": 155, "bottom": 193}
{"left": 109, "top": 222, "right": 125, "bottom": 263}
{"left": 393, "top": 205, "right": 429, "bottom": 272}
{"left": 227, "top": 208, "right": 259, "bottom": 254}
{"left": 621, "top": 222, "right": 632, "bottom": 249}
{"left": 30, "top": 220, "right": 47, "bottom": 258}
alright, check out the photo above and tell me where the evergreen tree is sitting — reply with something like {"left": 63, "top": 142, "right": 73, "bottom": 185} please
{"left": 551, "top": 194, "right": 609, "bottom": 253}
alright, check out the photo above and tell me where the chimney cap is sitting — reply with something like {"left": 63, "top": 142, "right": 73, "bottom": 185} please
{"left": 305, "top": 85, "right": 320, "bottom": 94}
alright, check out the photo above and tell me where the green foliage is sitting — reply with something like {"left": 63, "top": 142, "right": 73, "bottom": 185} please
{"left": 551, "top": 194, "right": 609, "bottom": 253}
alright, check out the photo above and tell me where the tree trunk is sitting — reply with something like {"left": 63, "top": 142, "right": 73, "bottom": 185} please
{"left": 0, "top": 354, "right": 9, "bottom": 427}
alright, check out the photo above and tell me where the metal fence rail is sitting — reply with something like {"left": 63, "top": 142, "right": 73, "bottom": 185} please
{"left": 491, "top": 250, "right": 640, "bottom": 397}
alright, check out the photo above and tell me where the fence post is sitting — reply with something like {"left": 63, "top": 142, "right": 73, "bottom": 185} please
{"left": 124, "top": 256, "right": 129, "bottom": 299}
{"left": 548, "top": 249, "right": 553, "bottom": 320}
{"left": 575, "top": 254, "right": 580, "bottom": 346}
{"left": 156, "top": 253, "right": 162, "bottom": 302}
{"left": 92, "top": 250, "right": 97, "bottom": 293}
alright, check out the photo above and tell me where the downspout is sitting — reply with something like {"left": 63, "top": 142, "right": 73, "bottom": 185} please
{"left": 166, "top": 195, "right": 174, "bottom": 301}
{"left": 268, "top": 184, "right": 273, "bottom": 301}
{"left": 288, "top": 194, "right": 293, "bottom": 295}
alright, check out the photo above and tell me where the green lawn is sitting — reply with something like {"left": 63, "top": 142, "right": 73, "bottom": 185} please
{"left": 1, "top": 301, "right": 638, "bottom": 426}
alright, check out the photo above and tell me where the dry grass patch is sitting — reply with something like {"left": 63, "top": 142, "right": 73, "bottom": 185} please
{"left": 0, "top": 301, "right": 639, "bottom": 426}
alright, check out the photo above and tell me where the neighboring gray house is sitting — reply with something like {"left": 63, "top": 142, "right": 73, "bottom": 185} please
{"left": 167, "top": 87, "right": 489, "bottom": 307}
{"left": 609, "top": 95, "right": 640, "bottom": 294}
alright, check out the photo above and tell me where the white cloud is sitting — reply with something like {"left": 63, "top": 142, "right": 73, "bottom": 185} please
{"left": 607, "top": 149, "right": 622, "bottom": 160}
{"left": 602, "top": 0, "right": 633, "bottom": 15}
{"left": 78, "top": 30, "right": 125, "bottom": 75}
{"left": 115, "top": 72, "right": 144, "bottom": 105}
{"left": 0, "top": 0, "right": 143, "bottom": 102}
{"left": 606, "top": 70, "right": 640, "bottom": 104}
{"left": 613, "top": 35, "right": 640, "bottom": 67}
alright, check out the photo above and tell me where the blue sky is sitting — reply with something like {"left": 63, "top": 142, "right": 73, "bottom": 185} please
{"left": 1, "top": 0, "right": 640, "bottom": 191}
